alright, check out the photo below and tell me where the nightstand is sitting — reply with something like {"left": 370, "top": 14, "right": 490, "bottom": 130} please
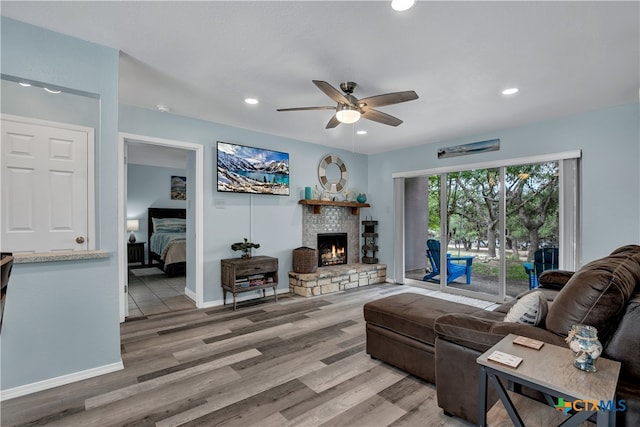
{"left": 127, "top": 242, "right": 145, "bottom": 265}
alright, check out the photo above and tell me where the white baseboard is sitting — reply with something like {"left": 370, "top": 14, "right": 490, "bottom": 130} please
{"left": 184, "top": 286, "right": 196, "bottom": 302}
{"left": 1, "top": 360, "right": 124, "bottom": 401}
{"left": 198, "top": 288, "right": 290, "bottom": 309}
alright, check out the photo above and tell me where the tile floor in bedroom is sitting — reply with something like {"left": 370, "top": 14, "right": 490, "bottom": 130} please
{"left": 127, "top": 266, "right": 194, "bottom": 317}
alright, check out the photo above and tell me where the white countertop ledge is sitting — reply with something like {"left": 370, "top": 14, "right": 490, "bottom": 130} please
{"left": 13, "top": 250, "right": 110, "bottom": 264}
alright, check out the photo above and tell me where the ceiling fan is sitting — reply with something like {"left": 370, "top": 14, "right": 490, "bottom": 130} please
{"left": 277, "top": 80, "right": 419, "bottom": 129}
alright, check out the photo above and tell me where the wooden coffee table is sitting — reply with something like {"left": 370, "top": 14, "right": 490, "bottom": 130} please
{"left": 477, "top": 334, "right": 621, "bottom": 427}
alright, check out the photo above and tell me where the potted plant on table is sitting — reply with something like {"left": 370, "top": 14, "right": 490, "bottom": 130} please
{"left": 231, "top": 238, "right": 260, "bottom": 259}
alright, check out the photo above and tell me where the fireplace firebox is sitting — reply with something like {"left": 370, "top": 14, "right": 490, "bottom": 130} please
{"left": 317, "top": 233, "right": 348, "bottom": 267}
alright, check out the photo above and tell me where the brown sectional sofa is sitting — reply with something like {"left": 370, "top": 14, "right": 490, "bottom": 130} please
{"left": 364, "top": 245, "right": 640, "bottom": 426}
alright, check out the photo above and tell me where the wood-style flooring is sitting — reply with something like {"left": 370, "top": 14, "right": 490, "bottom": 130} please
{"left": 1, "top": 284, "right": 477, "bottom": 427}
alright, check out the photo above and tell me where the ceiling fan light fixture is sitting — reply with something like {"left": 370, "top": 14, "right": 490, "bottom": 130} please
{"left": 335, "top": 105, "right": 361, "bottom": 124}
{"left": 391, "top": 0, "right": 416, "bottom": 12}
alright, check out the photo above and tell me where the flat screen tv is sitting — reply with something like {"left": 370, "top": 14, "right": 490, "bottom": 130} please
{"left": 217, "top": 141, "right": 290, "bottom": 195}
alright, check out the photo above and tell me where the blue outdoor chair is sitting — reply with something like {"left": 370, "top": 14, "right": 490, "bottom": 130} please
{"left": 523, "top": 247, "right": 558, "bottom": 289}
{"left": 423, "top": 239, "right": 474, "bottom": 284}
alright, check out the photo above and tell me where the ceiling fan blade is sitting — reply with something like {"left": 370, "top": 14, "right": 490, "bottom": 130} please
{"left": 277, "top": 106, "right": 336, "bottom": 111}
{"left": 313, "top": 80, "right": 351, "bottom": 105}
{"left": 357, "top": 91, "right": 419, "bottom": 108}
{"left": 325, "top": 115, "right": 341, "bottom": 129}
{"left": 361, "top": 108, "right": 403, "bottom": 127}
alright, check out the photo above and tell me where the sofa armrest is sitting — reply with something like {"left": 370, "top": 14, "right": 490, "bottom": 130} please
{"left": 538, "top": 270, "right": 574, "bottom": 290}
{"left": 435, "top": 312, "right": 569, "bottom": 353}
{"left": 434, "top": 313, "right": 505, "bottom": 353}
{"left": 489, "top": 322, "right": 567, "bottom": 347}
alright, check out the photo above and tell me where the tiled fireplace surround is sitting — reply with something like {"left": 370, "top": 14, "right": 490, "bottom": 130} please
{"left": 301, "top": 205, "right": 360, "bottom": 264}
{"left": 289, "top": 205, "right": 387, "bottom": 297}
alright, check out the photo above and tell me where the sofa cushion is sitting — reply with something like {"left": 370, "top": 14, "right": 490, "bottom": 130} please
{"left": 538, "top": 270, "right": 574, "bottom": 290}
{"left": 363, "top": 293, "right": 478, "bottom": 346}
{"left": 545, "top": 245, "right": 640, "bottom": 342}
{"left": 504, "top": 291, "right": 548, "bottom": 325}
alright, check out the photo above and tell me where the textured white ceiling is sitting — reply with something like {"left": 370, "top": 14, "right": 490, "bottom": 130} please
{"left": 2, "top": 1, "right": 638, "bottom": 154}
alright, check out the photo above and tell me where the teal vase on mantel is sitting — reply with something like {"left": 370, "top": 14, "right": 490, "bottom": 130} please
{"left": 356, "top": 193, "right": 367, "bottom": 203}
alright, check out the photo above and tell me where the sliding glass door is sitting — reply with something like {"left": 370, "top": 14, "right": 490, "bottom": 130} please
{"left": 400, "top": 154, "right": 575, "bottom": 302}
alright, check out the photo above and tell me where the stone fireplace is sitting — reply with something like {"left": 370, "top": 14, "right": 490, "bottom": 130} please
{"left": 317, "top": 233, "right": 347, "bottom": 267}
{"left": 290, "top": 202, "right": 387, "bottom": 298}
{"left": 301, "top": 204, "right": 359, "bottom": 265}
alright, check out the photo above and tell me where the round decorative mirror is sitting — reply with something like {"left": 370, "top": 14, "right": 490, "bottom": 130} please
{"left": 318, "top": 154, "right": 347, "bottom": 193}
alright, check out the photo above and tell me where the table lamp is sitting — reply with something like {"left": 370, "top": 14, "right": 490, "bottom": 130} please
{"left": 127, "top": 219, "right": 139, "bottom": 243}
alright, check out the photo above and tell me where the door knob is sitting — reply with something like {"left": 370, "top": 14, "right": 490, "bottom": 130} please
{"left": 76, "top": 236, "right": 85, "bottom": 244}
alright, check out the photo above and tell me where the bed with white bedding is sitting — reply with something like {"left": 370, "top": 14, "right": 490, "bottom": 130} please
{"left": 147, "top": 208, "right": 186, "bottom": 276}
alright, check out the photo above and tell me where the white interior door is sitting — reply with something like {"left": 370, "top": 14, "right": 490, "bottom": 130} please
{"left": 1, "top": 115, "right": 92, "bottom": 253}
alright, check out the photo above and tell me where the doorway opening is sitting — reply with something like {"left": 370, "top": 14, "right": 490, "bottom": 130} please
{"left": 118, "top": 133, "right": 204, "bottom": 322}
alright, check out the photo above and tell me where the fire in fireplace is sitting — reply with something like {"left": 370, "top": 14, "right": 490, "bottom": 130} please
{"left": 317, "top": 233, "right": 348, "bottom": 267}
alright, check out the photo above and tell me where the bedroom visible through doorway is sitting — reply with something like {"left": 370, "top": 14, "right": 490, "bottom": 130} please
{"left": 126, "top": 145, "right": 192, "bottom": 316}
{"left": 118, "top": 132, "right": 204, "bottom": 322}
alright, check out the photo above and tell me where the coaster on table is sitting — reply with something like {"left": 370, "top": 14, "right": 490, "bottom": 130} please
{"left": 487, "top": 350, "right": 523, "bottom": 368}
{"left": 513, "top": 335, "right": 544, "bottom": 350}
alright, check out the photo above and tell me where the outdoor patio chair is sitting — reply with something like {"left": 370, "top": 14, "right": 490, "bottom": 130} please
{"left": 523, "top": 247, "right": 558, "bottom": 289}
{"left": 423, "top": 239, "right": 474, "bottom": 284}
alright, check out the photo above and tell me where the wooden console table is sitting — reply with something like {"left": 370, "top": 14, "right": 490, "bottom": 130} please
{"left": 221, "top": 256, "right": 278, "bottom": 310}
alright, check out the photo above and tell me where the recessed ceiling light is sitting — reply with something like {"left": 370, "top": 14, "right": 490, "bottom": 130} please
{"left": 157, "top": 104, "right": 171, "bottom": 113}
{"left": 357, "top": 130, "right": 367, "bottom": 135}
{"left": 391, "top": 0, "right": 416, "bottom": 12}
{"left": 18, "top": 82, "right": 31, "bottom": 87}
{"left": 44, "top": 87, "right": 61, "bottom": 94}
{"left": 502, "top": 88, "right": 519, "bottom": 95}
{"left": 244, "top": 98, "right": 259, "bottom": 105}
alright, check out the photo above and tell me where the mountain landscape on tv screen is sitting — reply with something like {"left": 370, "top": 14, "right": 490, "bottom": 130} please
{"left": 217, "top": 143, "right": 290, "bottom": 195}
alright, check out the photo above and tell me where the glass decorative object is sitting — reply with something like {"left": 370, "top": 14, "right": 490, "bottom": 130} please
{"left": 566, "top": 324, "right": 603, "bottom": 372}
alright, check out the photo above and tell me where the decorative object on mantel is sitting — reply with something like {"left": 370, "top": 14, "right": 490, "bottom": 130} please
{"left": 304, "top": 186, "right": 313, "bottom": 200}
{"left": 231, "top": 238, "right": 260, "bottom": 259}
{"left": 318, "top": 154, "right": 347, "bottom": 193}
{"left": 566, "top": 324, "right": 603, "bottom": 372}
{"left": 361, "top": 217, "right": 379, "bottom": 264}
{"left": 298, "top": 199, "right": 370, "bottom": 215}
{"left": 356, "top": 193, "right": 367, "bottom": 203}
{"left": 438, "top": 138, "right": 500, "bottom": 159}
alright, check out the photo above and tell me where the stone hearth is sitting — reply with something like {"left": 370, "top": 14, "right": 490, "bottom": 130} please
{"left": 289, "top": 263, "right": 387, "bottom": 297}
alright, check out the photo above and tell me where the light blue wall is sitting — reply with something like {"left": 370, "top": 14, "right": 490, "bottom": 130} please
{"left": 368, "top": 103, "right": 640, "bottom": 279}
{"left": 127, "top": 164, "right": 188, "bottom": 256}
{"left": 2, "top": 16, "right": 637, "bottom": 396}
{"left": 0, "top": 79, "right": 100, "bottom": 130}
{"left": 1, "top": 18, "right": 121, "bottom": 390}
{"left": 118, "top": 105, "right": 369, "bottom": 303}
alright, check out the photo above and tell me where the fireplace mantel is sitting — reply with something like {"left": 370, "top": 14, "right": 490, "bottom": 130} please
{"left": 298, "top": 199, "right": 370, "bottom": 215}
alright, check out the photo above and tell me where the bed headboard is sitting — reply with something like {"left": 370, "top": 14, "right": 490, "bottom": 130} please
{"left": 147, "top": 207, "right": 187, "bottom": 237}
